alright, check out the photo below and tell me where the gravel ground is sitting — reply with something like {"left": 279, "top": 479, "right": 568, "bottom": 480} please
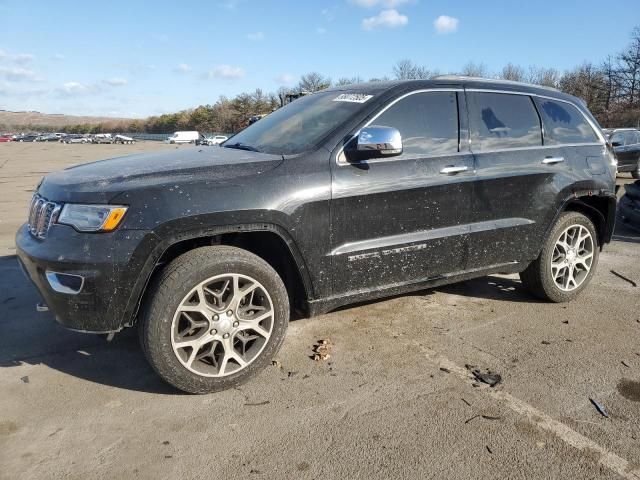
{"left": 1, "top": 142, "right": 639, "bottom": 480}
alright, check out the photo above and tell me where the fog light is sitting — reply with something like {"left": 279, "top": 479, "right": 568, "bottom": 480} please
{"left": 45, "top": 271, "right": 84, "bottom": 295}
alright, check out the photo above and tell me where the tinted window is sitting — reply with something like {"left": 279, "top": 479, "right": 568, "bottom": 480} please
{"left": 534, "top": 98, "right": 599, "bottom": 145}
{"left": 373, "top": 91, "right": 459, "bottom": 156}
{"left": 610, "top": 132, "right": 626, "bottom": 146}
{"left": 624, "top": 130, "right": 639, "bottom": 145}
{"left": 468, "top": 92, "right": 541, "bottom": 151}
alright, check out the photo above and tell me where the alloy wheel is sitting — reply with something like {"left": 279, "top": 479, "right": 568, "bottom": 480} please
{"left": 550, "top": 224, "right": 594, "bottom": 291}
{"left": 170, "top": 273, "right": 274, "bottom": 377}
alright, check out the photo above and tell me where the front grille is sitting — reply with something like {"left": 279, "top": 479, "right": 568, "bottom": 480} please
{"left": 27, "top": 194, "right": 60, "bottom": 239}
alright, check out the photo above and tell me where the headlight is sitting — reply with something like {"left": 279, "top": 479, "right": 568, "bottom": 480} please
{"left": 57, "top": 204, "right": 128, "bottom": 232}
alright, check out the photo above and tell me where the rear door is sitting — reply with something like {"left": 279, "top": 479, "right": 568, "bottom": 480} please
{"left": 330, "top": 89, "right": 475, "bottom": 294}
{"left": 466, "top": 91, "right": 604, "bottom": 270}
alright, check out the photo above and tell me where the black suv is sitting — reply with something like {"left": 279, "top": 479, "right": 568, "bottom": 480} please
{"left": 16, "top": 78, "right": 617, "bottom": 393}
{"left": 607, "top": 128, "right": 640, "bottom": 178}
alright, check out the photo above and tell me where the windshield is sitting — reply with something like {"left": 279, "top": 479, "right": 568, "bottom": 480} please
{"left": 222, "top": 91, "right": 373, "bottom": 155}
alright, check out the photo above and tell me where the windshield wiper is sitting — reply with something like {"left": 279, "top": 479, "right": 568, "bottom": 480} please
{"left": 223, "top": 142, "right": 259, "bottom": 152}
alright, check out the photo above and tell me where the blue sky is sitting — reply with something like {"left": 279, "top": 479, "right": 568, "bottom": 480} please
{"left": 1, "top": 0, "right": 638, "bottom": 118}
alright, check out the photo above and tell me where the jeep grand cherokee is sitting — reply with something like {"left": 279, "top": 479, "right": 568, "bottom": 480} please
{"left": 16, "top": 78, "right": 617, "bottom": 393}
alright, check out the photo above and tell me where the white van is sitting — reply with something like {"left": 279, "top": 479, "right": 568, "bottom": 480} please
{"left": 166, "top": 131, "right": 199, "bottom": 144}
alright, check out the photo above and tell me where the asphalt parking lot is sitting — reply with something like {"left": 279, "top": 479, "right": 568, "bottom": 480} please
{"left": 1, "top": 142, "right": 639, "bottom": 480}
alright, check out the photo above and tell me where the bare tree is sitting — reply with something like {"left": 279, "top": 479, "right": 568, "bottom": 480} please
{"left": 392, "top": 59, "right": 435, "bottom": 80}
{"left": 616, "top": 26, "right": 640, "bottom": 106}
{"left": 298, "top": 72, "right": 331, "bottom": 93}
{"left": 335, "top": 76, "right": 364, "bottom": 86}
{"left": 460, "top": 61, "right": 488, "bottom": 77}
{"left": 527, "top": 66, "right": 561, "bottom": 88}
{"left": 500, "top": 63, "right": 525, "bottom": 82}
{"left": 559, "top": 63, "right": 608, "bottom": 116}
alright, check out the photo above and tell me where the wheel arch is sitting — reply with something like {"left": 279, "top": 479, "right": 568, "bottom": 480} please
{"left": 547, "top": 193, "right": 616, "bottom": 251}
{"left": 128, "top": 224, "right": 314, "bottom": 328}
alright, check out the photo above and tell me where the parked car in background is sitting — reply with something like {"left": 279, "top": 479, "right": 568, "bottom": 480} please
{"left": 607, "top": 128, "right": 640, "bottom": 178}
{"left": 15, "top": 134, "right": 39, "bottom": 142}
{"left": 63, "top": 134, "right": 90, "bottom": 144}
{"left": 92, "top": 134, "right": 114, "bottom": 144}
{"left": 36, "top": 134, "right": 60, "bottom": 142}
{"left": 202, "top": 135, "right": 228, "bottom": 146}
{"left": 16, "top": 78, "right": 617, "bottom": 394}
{"left": 0, "top": 135, "right": 13, "bottom": 142}
{"left": 166, "top": 131, "right": 199, "bottom": 144}
{"left": 113, "top": 134, "right": 135, "bottom": 144}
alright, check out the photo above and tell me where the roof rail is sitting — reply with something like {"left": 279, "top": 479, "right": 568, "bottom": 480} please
{"left": 433, "top": 75, "right": 560, "bottom": 93}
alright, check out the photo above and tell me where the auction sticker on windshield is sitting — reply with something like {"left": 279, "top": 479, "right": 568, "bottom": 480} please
{"left": 333, "top": 93, "right": 374, "bottom": 103}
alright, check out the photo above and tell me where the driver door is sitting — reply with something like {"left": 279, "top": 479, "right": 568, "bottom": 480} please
{"left": 329, "top": 90, "right": 475, "bottom": 294}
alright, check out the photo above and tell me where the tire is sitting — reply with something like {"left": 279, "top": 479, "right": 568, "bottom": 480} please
{"left": 519, "top": 211, "right": 599, "bottom": 303}
{"left": 139, "top": 246, "right": 289, "bottom": 394}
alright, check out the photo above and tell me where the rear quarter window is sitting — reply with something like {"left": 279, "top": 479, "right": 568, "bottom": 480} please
{"left": 468, "top": 92, "right": 542, "bottom": 151}
{"left": 533, "top": 98, "right": 599, "bottom": 145}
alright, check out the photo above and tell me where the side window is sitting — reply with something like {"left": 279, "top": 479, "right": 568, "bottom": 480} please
{"left": 534, "top": 98, "right": 599, "bottom": 145}
{"left": 624, "top": 131, "right": 639, "bottom": 146}
{"left": 610, "top": 132, "right": 625, "bottom": 147}
{"left": 468, "top": 92, "right": 541, "bottom": 151}
{"left": 373, "top": 91, "right": 459, "bottom": 157}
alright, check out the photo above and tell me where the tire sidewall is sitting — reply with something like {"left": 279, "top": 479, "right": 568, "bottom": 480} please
{"left": 538, "top": 212, "right": 600, "bottom": 302}
{"left": 143, "top": 248, "right": 289, "bottom": 394}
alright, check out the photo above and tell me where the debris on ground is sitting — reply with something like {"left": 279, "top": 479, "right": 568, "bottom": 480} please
{"left": 461, "top": 398, "right": 472, "bottom": 407}
{"left": 162, "top": 441, "right": 170, "bottom": 445}
{"left": 311, "top": 339, "right": 332, "bottom": 361}
{"left": 610, "top": 270, "right": 638, "bottom": 287}
{"left": 465, "top": 414, "right": 502, "bottom": 425}
{"left": 486, "top": 445, "right": 493, "bottom": 454}
{"left": 20, "top": 376, "right": 29, "bottom": 384}
{"left": 287, "top": 371, "right": 298, "bottom": 378}
{"left": 589, "top": 398, "right": 609, "bottom": 418}
{"left": 541, "top": 340, "right": 551, "bottom": 345}
{"left": 440, "top": 367, "right": 451, "bottom": 373}
{"left": 471, "top": 369, "right": 502, "bottom": 387}
{"left": 562, "top": 320, "right": 569, "bottom": 324}
{"left": 621, "top": 361, "right": 630, "bottom": 368}
{"left": 271, "top": 360, "right": 282, "bottom": 369}
{"left": 244, "top": 401, "right": 270, "bottom": 407}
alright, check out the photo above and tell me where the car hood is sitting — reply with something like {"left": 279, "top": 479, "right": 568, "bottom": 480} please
{"left": 38, "top": 146, "right": 284, "bottom": 203}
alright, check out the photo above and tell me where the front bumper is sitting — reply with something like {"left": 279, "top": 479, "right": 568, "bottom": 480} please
{"left": 16, "top": 223, "right": 158, "bottom": 333}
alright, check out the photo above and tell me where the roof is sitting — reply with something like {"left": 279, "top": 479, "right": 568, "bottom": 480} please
{"left": 326, "top": 76, "right": 570, "bottom": 101}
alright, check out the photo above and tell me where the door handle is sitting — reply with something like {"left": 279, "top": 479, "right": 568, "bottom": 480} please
{"left": 542, "top": 156, "right": 565, "bottom": 164}
{"left": 440, "top": 165, "right": 468, "bottom": 174}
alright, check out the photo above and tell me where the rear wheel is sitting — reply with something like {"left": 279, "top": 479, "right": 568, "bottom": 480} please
{"left": 520, "top": 211, "right": 599, "bottom": 302}
{"left": 140, "top": 246, "right": 289, "bottom": 394}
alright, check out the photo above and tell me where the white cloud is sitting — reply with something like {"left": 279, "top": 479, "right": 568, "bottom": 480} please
{"left": 276, "top": 73, "right": 297, "bottom": 85}
{"left": 0, "top": 48, "right": 35, "bottom": 64}
{"left": 206, "top": 65, "right": 245, "bottom": 79}
{"left": 362, "top": 9, "right": 408, "bottom": 31}
{"left": 351, "top": 0, "right": 410, "bottom": 8}
{"left": 104, "top": 78, "right": 128, "bottom": 86}
{"left": 0, "top": 66, "right": 40, "bottom": 82}
{"left": 60, "top": 81, "right": 90, "bottom": 95}
{"left": 247, "top": 31, "right": 264, "bottom": 41}
{"left": 434, "top": 15, "right": 459, "bottom": 34}
{"left": 316, "top": 27, "right": 327, "bottom": 35}
{"left": 174, "top": 63, "right": 192, "bottom": 73}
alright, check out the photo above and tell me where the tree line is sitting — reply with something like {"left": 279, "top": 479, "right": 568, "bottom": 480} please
{"left": 6, "top": 26, "right": 640, "bottom": 135}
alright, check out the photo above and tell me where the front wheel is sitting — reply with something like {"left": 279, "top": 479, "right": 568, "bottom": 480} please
{"left": 520, "top": 211, "right": 599, "bottom": 302}
{"left": 140, "top": 246, "right": 289, "bottom": 394}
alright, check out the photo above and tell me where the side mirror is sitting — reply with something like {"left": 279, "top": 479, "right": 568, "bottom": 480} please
{"left": 354, "top": 126, "right": 402, "bottom": 160}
